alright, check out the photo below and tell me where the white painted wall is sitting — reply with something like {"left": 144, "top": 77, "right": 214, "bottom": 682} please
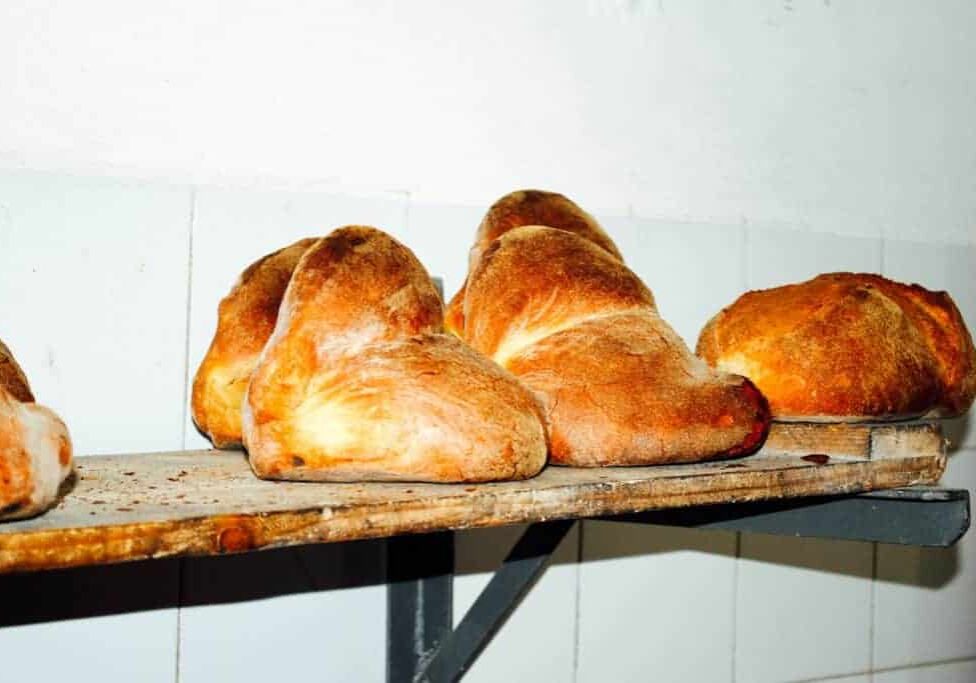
{"left": 0, "top": 1, "right": 974, "bottom": 681}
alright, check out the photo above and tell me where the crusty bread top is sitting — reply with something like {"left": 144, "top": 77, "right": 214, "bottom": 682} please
{"left": 212, "top": 238, "right": 320, "bottom": 361}
{"left": 697, "top": 272, "right": 976, "bottom": 419}
{"left": 0, "top": 339, "right": 33, "bottom": 403}
{"left": 246, "top": 227, "right": 445, "bottom": 425}
{"left": 191, "top": 238, "right": 318, "bottom": 448}
{"left": 470, "top": 190, "right": 621, "bottom": 268}
{"left": 446, "top": 189, "right": 621, "bottom": 335}
{"left": 464, "top": 226, "right": 654, "bottom": 364}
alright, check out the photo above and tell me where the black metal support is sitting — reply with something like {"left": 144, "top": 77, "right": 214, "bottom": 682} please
{"left": 386, "top": 531, "right": 455, "bottom": 683}
{"left": 606, "top": 487, "right": 971, "bottom": 547}
{"left": 385, "top": 488, "right": 971, "bottom": 682}
{"left": 418, "top": 519, "right": 575, "bottom": 683}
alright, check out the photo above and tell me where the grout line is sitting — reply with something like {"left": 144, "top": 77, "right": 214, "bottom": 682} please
{"left": 870, "top": 656, "right": 976, "bottom": 677}
{"left": 740, "top": 224, "right": 751, "bottom": 291}
{"left": 869, "top": 542, "right": 878, "bottom": 673}
{"left": 731, "top": 532, "right": 742, "bottom": 683}
{"left": 175, "top": 561, "right": 184, "bottom": 683}
{"left": 402, "top": 190, "right": 412, "bottom": 232}
{"left": 571, "top": 521, "right": 584, "bottom": 683}
{"left": 174, "top": 187, "right": 196, "bottom": 683}
{"left": 878, "top": 221, "right": 887, "bottom": 276}
{"left": 785, "top": 655, "right": 976, "bottom": 682}
{"left": 179, "top": 188, "right": 197, "bottom": 450}
{"left": 787, "top": 668, "right": 873, "bottom": 682}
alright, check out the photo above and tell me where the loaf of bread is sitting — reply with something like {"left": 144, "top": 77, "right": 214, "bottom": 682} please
{"left": 446, "top": 190, "right": 621, "bottom": 335}
{"left": 192, "top": 238, "right": 318, "bottom": 448}
{"left": 697, "top": 272, "right": 976, "bottom": 420}
{"left": 242, "top": 227, "right": 547, "bottom": 482}
{"left": 455, "top": 212, "right": 770, "bottom": 466}
{"left": 0, "top": 340, "right": 73, "bottom": 520}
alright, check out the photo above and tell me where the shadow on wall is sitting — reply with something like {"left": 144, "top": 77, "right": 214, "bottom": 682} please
{"left": 0, "top": 514, "right": 962, "bottom": 628}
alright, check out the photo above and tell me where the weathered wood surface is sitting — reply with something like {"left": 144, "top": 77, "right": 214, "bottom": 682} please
{"left": 0, "top": 422, "right": 947, "bottom": 574}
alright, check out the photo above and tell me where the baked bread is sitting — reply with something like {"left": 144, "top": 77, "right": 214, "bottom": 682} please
{"left": 697, "top": 272, "right": 976, "bottom": 420}
{"left": 446, "top": 190, "right": 621, "bottom": 335}
{"left": 242, "top": 226, "right": 547, "bottom": 482}
{"left": 0, "top": 340, "right": 73, "bottom": 520}
{"left": 192, "top": 238, "right": 318, "bottom": 448}
{"left": 458, "top": 224, "right": 770, "bottom": 466}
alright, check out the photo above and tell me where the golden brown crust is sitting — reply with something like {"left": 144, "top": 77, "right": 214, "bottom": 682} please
{"left": 192, "top": 238, "right": 318, "bottom": 448}
{"left": 446, "top": 190, "right": 622, "bottom": 336}
{"left": 0, "top": 343, "right": 74, "bottom": 521}
{"left": 464, "top": 226, "right": 654, "bottom": 363}
{"left": 472, "top": 189, "right": 622, "bottom": 263}
{"left": 0, "top": 340, "right": 33, "bottom": 403}
{"left": 506, "top": 314, "right": 770, "bottom": 465}
{"left": 242, "top": 227, "right": 547, "bottom": 482}
{"left": 696, "top": 272, "right": 976, "bottom": 419}
{"left": 0, "top": 392, "right": 32, "bottom": 516}
{"left": 461, "top": 225, "right": 770, "bottom": 466}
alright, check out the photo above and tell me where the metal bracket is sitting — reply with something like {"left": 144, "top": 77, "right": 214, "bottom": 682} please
{"left": 386, "top": 532, "right": 455, "bottom": 682}
{"left": 386, "top": 488, "right": 970, "bottom": 682}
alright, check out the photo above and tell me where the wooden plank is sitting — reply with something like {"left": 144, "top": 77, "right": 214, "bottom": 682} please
{"left": 0, "top": 422, "right": 947, "bottom": 574}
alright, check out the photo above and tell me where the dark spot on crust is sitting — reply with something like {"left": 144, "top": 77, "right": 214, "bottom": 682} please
{"left": 802, "top": 454, "right": 831, "bottom": 465}
{"left": 291, "top": 456, "right": 305, "bottom": 467}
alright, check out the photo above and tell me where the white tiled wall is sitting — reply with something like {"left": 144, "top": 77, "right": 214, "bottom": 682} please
{"left": 0, "top": 172, "right": 187, "bottom": 681}
{"left": 178, "top": 542, "right": 388, "bottom": 683}
{"left": 737, "top": 536, "right": 874, "bottom": 682}
{"left": 577, "top": 525, "right": 737, "bottom": 682}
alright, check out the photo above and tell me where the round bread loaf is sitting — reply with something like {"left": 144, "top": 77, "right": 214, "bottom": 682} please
{"left": 697, "top": 273, "right": 976, "bottom": 420}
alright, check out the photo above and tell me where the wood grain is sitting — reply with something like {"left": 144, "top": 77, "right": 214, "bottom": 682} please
{"left": 0, "top": 421, "right": 946, "bottom": 574}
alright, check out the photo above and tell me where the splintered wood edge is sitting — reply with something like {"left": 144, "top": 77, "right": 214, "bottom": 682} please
{"left": 0, "top": 452, "right": 946, "bottom": 575}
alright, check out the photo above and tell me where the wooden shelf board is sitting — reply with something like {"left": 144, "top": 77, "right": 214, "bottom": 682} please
{"left": 0, "top": 422, "right": 947, "bottom": 574}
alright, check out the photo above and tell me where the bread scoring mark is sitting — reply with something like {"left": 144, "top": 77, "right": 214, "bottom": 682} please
{"left": 494, "top": 308, "right": 648, "bottom": 368}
